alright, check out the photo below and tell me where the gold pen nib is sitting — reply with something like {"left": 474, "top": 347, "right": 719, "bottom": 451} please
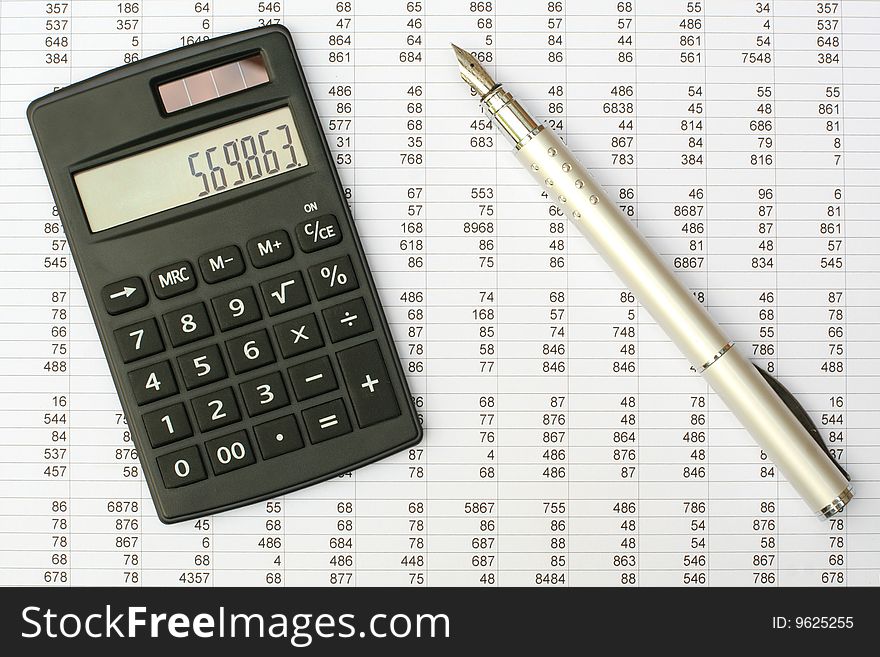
{"left": 451, "top": 43, "right": 497, "bottom": 98}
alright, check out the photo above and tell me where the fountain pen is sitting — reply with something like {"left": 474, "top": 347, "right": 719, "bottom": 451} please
{"left": 452, "top": 44, "right": 853, "bottom": 517}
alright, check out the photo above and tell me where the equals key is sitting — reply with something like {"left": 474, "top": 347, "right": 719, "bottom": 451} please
{"left": 303, "top": 399, "right": 352, "bottom": 443}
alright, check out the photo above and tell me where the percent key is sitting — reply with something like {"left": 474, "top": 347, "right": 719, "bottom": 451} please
{"left": 308, "top": 255, "right": 359, "bottom": 299}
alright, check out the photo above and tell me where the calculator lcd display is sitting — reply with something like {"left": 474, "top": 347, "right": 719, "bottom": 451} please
{"left": 74, "top": 106, "right": 308, "bottom": 232}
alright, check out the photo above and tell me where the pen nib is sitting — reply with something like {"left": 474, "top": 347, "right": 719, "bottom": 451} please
{"left": 451, "top": 43, "right": 497, "bottom": 98}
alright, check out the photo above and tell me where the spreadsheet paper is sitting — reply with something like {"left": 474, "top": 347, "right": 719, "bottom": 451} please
{"left": 1, "top": 0, "right": 879, "bottom": 587}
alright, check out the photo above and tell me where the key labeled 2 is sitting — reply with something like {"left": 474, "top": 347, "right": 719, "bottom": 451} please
{"left": 191, "top": 387, "right": 241, "bottom": 432}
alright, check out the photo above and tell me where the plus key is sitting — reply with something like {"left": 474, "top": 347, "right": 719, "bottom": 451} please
{"left": 335, "top": 340, "right": 400, "bottom": 428}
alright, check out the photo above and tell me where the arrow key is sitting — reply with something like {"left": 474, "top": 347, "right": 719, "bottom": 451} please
{"left": 102, "top": 277, "right": 148, "bottom": 315}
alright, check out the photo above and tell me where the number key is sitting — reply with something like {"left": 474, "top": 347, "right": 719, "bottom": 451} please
{"left": 191, "top": 387, "right": 241, "bottom": 432}
{"left": 157, "top": 446, "right": 206, "bottom": 488}
{"left": 163, "top": 302, "right": 213, "bottom": 347}
{"left": 177, "top": 344, "right": 227, "bottom": 390}
{"left": 240, "top": 371, "right": 290, "bottom": 417}
{"left": 128, "top": 360, "right": 178, "bottom": 405}
{"left": 211, "top": 287, "right": 262, "bottom": 331}
{"left": 143, "top": 403, "right": 193, "bottom": 448}
{"left": 225, "top": 329, "right": 276, "bottom": 373}
{"left": 205, "top": 431, "right": 256, "bottom": 475}
{"left": 114, "top": 317, "right": 164, "bottom": 363}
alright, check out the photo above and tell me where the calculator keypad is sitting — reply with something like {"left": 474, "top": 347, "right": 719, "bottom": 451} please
{"left": 107, "top": 218, "right": 418, "bottom": 522}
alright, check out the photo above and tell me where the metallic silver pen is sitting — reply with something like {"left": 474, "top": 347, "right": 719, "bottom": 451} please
{"left": 452, "top": 44, "right": 852, "bottom": 518}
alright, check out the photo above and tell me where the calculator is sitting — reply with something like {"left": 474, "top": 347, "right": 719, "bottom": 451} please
{"left": 27, "top": 25, "right": 422, "bottom": 523}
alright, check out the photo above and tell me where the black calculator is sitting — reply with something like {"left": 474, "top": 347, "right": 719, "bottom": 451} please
{"left": 27, "top": 26, "right": 422, "bottom": 523}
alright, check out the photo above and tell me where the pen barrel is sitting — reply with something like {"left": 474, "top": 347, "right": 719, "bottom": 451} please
{"left": 517, "top": 127, "right": 727, "bottom": 368}
{"left": 516, "top": 126, "right": 851, "bottom": 515}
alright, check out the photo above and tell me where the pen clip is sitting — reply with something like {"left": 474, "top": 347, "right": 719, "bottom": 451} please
{"left": 753, "top": 364, "right": 851, "bottom": 481}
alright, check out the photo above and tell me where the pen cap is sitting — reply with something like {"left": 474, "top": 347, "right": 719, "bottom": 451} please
{"left": 702, "top": 345, "right": 852, "bottom": 516}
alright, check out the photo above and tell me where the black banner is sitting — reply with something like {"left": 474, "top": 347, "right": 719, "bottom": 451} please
{"left": 0, "top": 586, "right": 873, "bottom": 654}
